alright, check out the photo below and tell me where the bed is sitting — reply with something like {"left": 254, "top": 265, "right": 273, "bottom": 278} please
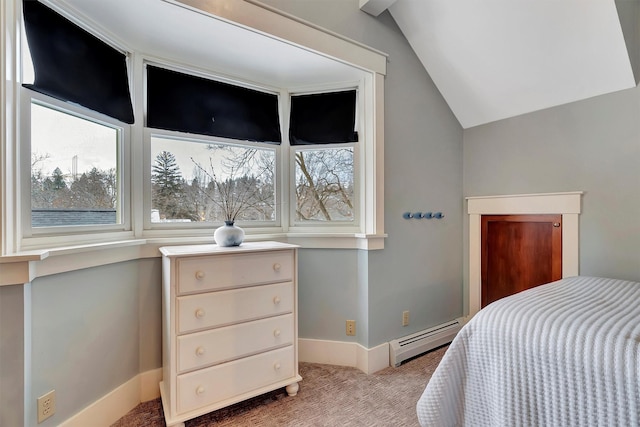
{"left": 416, "top": 276, "right": 640, "bottom": 427}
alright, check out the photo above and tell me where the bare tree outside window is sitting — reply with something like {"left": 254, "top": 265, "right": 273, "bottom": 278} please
{"left": 149, "top": 136, "right": 355, "bottom": 226}
{"left": 295, "top": 147, "right": 354, "bottom": 222}
{"left": 150, "top": 138, "right": 275, "bottom": 223}
{"left": 189, "top": 145, "right": 275, "bottom": 222}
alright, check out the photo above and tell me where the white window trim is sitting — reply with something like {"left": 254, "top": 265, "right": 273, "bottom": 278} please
{"left": 287, "top": 83, "right": 362, "bottom": 232}
{"left": 141, "top": 67, "right": 374, "bottom": 243}
{"left": 1, "top": 0, "right": 386, "bottom": 264}
{"left": 20, "top": 92, "right": 132, "bottom": 245}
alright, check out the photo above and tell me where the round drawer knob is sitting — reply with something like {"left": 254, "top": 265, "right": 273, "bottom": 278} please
{"left": 195, "top": 270, "right": 205, "bottom": 280}
{"left": 196, "top": 385, "right": 205, "bottom": 395}
{"left": 274, "top": 362, "right": 281, "bottom": 371}
{"left": 273, "top": 263, "right": 281, "bottom": 272}
{"left": 273, "top": 329, "right": 281, "bottom": 337}
{"left": 273, "top": 296, "right": 281, "bottom": 305}
{"left": 195, "top": 308, "right": 206, "bottom": 318}
{"left": 195, "top": 346, "right": 205, "bottom": 356}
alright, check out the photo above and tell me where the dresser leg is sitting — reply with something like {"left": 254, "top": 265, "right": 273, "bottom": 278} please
{"left": 286, "top": 382, "right": 299, "bottom": 396}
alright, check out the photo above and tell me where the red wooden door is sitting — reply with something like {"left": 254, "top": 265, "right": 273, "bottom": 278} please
{"left": 481, "top": 214, "right": 562, "bottom": 307}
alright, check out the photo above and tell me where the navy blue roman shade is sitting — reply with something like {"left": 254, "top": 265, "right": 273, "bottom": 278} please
{"left": 146, "top": 65, "right": 282, "bottom": 144}
{"left": 22, "top": 0, "right": 135, "bottom": 124}
{"left": 289, "top": 90, "right": 358, "bottom": 145}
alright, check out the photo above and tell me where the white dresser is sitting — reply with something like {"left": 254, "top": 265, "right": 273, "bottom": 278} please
{"left": 159, "top": 241, "right": 301, "bottom": 427}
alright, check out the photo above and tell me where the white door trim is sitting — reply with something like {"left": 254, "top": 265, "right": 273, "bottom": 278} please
{"left": 466, "top": 192, "right": 583, "bottom": 318}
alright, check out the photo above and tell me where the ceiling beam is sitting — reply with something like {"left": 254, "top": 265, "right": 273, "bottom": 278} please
{"left": 359, "top": 0, "right": 397, "bottom": 17}
{"left": 615, "top": 0, "right": 640, "bottom": 85}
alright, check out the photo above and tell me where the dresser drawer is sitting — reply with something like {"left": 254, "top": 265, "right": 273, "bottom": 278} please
{"left": 176, "top": 250, "right": 294, "bottom": 295}
{"left": 177, "top": 313, "right": 294, "bottom": 373}
{"left": 177, "top": 282, "right": 293, "bottom": 334}
{"left": 177, "top": 346, "right": 295, "bottom": 414}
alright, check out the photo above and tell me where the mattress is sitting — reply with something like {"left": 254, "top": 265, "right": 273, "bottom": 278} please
{"left": 416, "top": 276, "right": 640, "bottom": 427}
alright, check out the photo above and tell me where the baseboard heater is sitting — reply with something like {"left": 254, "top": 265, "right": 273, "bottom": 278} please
{"left": 389, "top": 319, "right": 463, "bottom": 367}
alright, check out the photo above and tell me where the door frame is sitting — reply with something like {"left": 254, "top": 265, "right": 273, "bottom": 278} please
{"left": 466, "top": 192, "right": 582, "bottom": 319}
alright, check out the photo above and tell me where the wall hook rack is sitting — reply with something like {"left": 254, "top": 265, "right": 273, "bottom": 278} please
{"left": 402, "top": 211, "right": 444, "bottom": 219}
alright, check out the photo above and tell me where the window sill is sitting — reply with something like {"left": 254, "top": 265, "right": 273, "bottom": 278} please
{"left": 1, "top": 233, "right": 386, "bottom": 285}
{"left": 283, "top": 233, "right": 386, "bottom": 250}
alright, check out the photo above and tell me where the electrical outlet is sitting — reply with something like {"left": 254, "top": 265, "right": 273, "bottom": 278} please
{"left": 37, "top": 390, "right": 56, "bottom": 423}
{"left": 402, "top": 310, "right": 410, "bottom": 326}
{"left": 346, "top": 320, "right": 356, "bottom": 336}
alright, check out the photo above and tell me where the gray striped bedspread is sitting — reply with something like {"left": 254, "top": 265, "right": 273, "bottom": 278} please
{"left": 417, "top": 276, "right": 640, "bottom": 427}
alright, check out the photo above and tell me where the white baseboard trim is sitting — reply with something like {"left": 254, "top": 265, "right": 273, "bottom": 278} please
{"left": 298, "top": 338, "right": 389, "bottom": 374}
{"left": 139, "top": 367, "right": 163, "bottom": 402}
{"left": 58, "top": 339, "right": 390, "bottom": 427}
{"left": 58, "top": 368, "right": 162, "bottom": 427}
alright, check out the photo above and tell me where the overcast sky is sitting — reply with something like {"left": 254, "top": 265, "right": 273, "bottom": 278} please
{"left": 31, "top": 103, "right": 275, "bottom": 183}
{"left": 31, "top": 103, "right": 116, "bottom": 177}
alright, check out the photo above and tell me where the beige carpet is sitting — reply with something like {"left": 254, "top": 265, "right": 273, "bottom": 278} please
{"left": 112, "top": 345, "right": 447, "bottom": 427}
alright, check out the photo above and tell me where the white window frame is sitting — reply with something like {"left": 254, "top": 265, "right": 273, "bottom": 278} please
{"left": 19, "top": 89, "right": 133, "bottom": 250}
{"left": 282, "top": 74, "right": 386, "bottom": 250}
{"left": 289, "top": 143, "right": 359, "bottom": 232}
{"left": 141, "top": 61, "right": 287, "bottom": 238}
{"left": 142, "top": 75, "right": 369, "bottom": 241}
{"left": 1, "top": 0, "right": 386, "bottom": 260}
{"left": 286, "top": 85, "right": 361, "bottom": 233}
{"left": 143, "top": 129, "right": 283, "bottom": 236}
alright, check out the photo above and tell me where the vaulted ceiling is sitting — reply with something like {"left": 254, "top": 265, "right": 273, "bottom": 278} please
{"left": 361, "top": 0, "right": 639, "bottom": 128}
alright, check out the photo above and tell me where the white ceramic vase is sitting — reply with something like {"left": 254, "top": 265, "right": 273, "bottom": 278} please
{"left": 214, "top": 220, "right": 244, "bottom": 247}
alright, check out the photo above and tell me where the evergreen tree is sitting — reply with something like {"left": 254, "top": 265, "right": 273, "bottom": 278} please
{"left": 152, "top": 151, "right": 195, "bottom": 220}
{"left": 51, "top": 167, "right": 67, "bottom": 190}
{"left": 152, "top": 151, "right": 182, "bottom": 191}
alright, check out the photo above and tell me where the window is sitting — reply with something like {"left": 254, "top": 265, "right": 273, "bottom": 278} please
{"left": 18, "top": 0, "right": 132, "bottom": 247}
{"left": 145, "top": 65, "right": 282, "bottom": 231}
{"left": 22, "top": 94, "right": 128, "bottom": 241}
{"left": 146, "top": 77, "right": 361, "bottom": 233}
{"left": 289, "top": 90, "right": 358, "bottom": 227}
{"left": 293, "top": 146, "right": 355, "bottom": 223}
{"left": 149, "top": 135, "right": 276, "bottom": 225}
{"left": 8, "top": 2, "right": 385, "bottom": 253}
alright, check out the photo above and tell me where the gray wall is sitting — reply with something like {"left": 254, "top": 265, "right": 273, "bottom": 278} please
{"left": 262, "top": 0, "right": 464, "bottom": 347}
{"left": 297, "top": 249, "right": 361, "bottom": 342}
{"left": 137, "top": 258, "right": 163, "bottom": 372}
{"left": 464, "top": 85, "right": 640, "bottom": 290}
{"left": 28, "top": 259, "right": 161, "bottom": 426}
{"left": 0, "top": 285, "right": 28, "bottom": 427}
